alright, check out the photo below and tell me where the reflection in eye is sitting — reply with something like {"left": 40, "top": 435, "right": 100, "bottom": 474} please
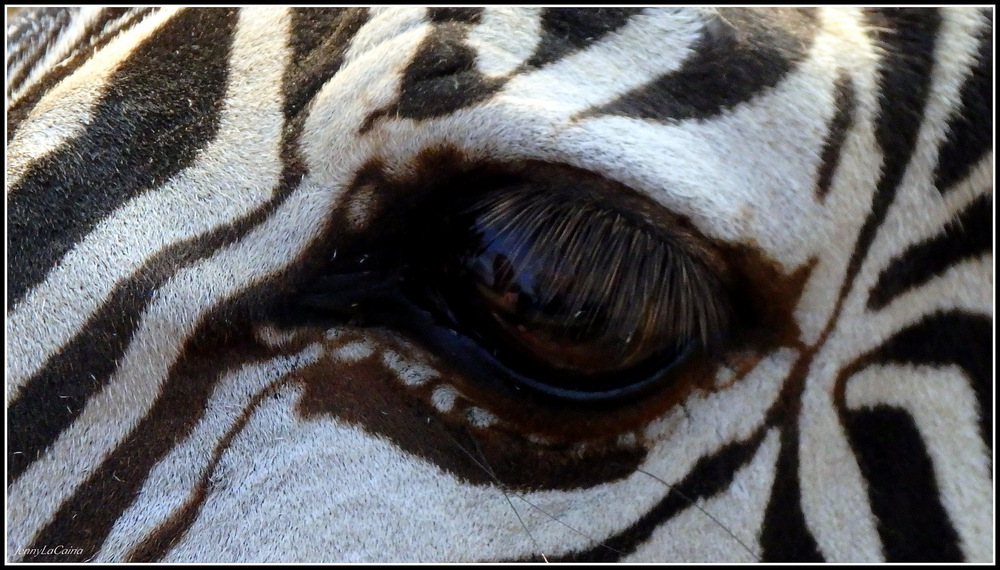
{"left": 431, "top": 181, "right": 732, "bottom": 397}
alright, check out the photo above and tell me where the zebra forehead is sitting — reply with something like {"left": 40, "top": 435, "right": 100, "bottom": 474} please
{"left": 288, "top": 10, "right": 868, "bottom": 268}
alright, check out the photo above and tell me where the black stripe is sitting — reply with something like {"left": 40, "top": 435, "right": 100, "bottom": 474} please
{"left": 124, "top": 375, "right": 290, "bottom": 562}
{"left": 8, "top": 8, "right": 239, "bottom": 306}
{"left": 284, "top": 8, "right": 369, "bottom": 120}
{"left": 549, "top": 428, "right": 767, "bottom": 562}
{"left": 391, "top": 12, "right": 505, "bottom": 121}
{"left": 934, "top": 10, "right": 992, "bottom": 193}
{"left": 287, "top": 8, "right": 349, "bottom": 60}
{"left": 525, "top": 8, "right": 644, "bottom": 69}
{"left": 843, "top": 406, "right": 963, "bottom": 561}
{"left": 758, "top": 422, "right": 823, "bottom": 561}
{"left": 815, "top": 74, "right": 857, "bottom": 199}
{"left": 282, "top": 8, "right": 370, "bottom": 178}
{"left": 867, "top": 193, "right": 991, "bottom": 310}
{"left": 853, "top": 310, "right": 992, "bottom": 453}
{"left": 7, "top": 272, "right": 134, "bottom": 484}
{"left": 6, "top": 8, "right": 153, "bottom": 141}
{"left": 838, "top": 9, "right": 942, "bottom": 306}
{"left": 584, "top": 8, "right": 817, "bottom": 123}
{"left": 427, "top": 7, "right": 483, "bottom": 24}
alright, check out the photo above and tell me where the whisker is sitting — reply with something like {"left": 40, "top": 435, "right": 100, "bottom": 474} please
{"left": 509, "top": 494, "right": 624, "bottom": 558}
{"left": 468, "top": 436, "right": 629, "bottom": 560}
{"left": 502, "top": 490, "right": 549, "bottom": 563}
{"left": 442, "top": 431, "right": 548, "bottom": 560}
{"left": 440, "top": 428, "right": 624, "bottom": 559}
{"left": 636, "top": 467, "right": 761, "bottom": 561}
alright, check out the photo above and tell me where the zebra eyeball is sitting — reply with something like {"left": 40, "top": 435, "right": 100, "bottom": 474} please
{"left": 424, "top": 177, "right": 732, "bottom": 400}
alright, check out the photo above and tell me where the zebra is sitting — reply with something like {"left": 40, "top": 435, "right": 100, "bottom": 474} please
{"left": 6, "top": 7, "right": 993, "bottom": 562}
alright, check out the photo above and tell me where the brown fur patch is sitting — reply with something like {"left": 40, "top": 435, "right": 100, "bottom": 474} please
{"left": 720, "top": 248, "right": 816, "bottom": 350}
{"left": 292, "top": 327, "right": 646, "bottom": 492}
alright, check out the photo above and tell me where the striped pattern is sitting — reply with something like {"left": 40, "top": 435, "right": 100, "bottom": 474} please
{"left": 6, "top": 7, "right": 993, "bottom": 562}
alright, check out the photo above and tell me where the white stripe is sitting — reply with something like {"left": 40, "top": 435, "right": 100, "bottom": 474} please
{"left": 467, "top": 7, "right": 542, "bottom": 77}
{"left": 792, "top": 7, "right": 885, "bottom": 346}
{"left": 875, "top": 253, "right": 991, "bottom": 322}
{"left": 7, "top": 7, "right": 289, "bottom": 403}
{"left": 799, "top": 366, "right": 884, "bottom": 561}
{"left": 642, "top": 348, "right": 795, "bottom": 484}
{"left": 911, "top": 8, "right": 991, "bottom": 192}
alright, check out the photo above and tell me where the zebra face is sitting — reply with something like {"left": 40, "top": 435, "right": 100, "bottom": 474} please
{"left": 7, "top": 7, "right": 993, "bottom": 562}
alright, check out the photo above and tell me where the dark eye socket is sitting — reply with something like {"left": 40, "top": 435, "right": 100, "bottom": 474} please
{"left": 295, "top": 164, "right": 732, "bottom": 403}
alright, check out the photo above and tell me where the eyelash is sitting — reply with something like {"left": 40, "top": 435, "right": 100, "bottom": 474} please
{"left": 452, "top": 185, "right": 730, "bottom": 346}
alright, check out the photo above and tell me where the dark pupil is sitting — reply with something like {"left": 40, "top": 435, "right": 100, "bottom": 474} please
{"left": 438, "top": 185, "right": 709, "bottom": 391}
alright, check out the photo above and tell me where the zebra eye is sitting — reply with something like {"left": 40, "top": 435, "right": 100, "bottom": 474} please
{"left": 300, "top": 165, "right": 733, "bottom": 402}
{"left": 414, "top": 173, "right": 732, "bottom": 401}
